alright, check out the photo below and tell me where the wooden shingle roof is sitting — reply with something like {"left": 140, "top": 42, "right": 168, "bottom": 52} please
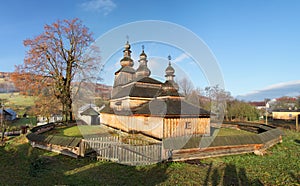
{"left": 163, "top": 128, "right": 283, "bottom": 150}
{"left": 134, "top": 99, "right": 210, "bottom": 117}
{"left": 112, "top": 84, "right": 161, "bottom": 99}
{"left": 102, "top": 98, "right": 211, "bottom": 118}
{"left": 80, "top": 107, "right": 99, "bottom": 116}
{"left": 27, "top": 133, "right": 82, "bottom": 147}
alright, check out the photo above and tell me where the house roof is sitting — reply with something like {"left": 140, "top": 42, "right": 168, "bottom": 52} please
{"left": 249, "top": 101, "right": 266, "bottom": 107}
{"left": 80, "top": 107, "right": 99, "bottom": 116}
{"left": 272, "top": 109, "right": 300, "bottom": 112}
{"left": 0, "top": 109, "right": 13, "bottom": 116}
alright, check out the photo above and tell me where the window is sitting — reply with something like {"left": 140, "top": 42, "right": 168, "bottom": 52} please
{"left": 185, "top": 122, "right": 192, "bottom": 129}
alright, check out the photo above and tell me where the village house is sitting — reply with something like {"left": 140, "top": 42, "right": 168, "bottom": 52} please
{"left": 272, "top": 108, "right": 300, "bottom": 120}
{"left": 249, "top": 101, "right": 267, "bottom": 110}
{"left": 37, "top": 114, "right": 63, "bottom": 125}
{"left": 77, "top": 104, "right": 101, "bottom": 125}
{"left": 100, "top": 41, "right": 211, "bottom": 139}
{"left": 0, "top": 108, "right": 17, "bottom": 121}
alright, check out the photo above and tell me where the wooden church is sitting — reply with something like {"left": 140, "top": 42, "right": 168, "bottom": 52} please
{"left": 100, "top": 41, "right": 211, "bottom": 139}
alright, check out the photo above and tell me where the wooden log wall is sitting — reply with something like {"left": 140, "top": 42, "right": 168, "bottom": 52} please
{"left": 163, "top": 117, "right": 210, "bottom": 138}
{"left": 101, "top": 113, "right": 163, "bottom": 139}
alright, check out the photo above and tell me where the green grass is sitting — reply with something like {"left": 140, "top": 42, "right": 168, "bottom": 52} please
{"left": 0, "top": 92, "right": 35, "bottom": 107}
{"left": 10, "top": 117, "right": 37, "bottom": 127}
{"left": 0, "top": 129, "right": 299, "bottom": 185}
{"left": 47, "top": 125, "right": 255, "bottom": 139}
{"left": 0, "top": 92, "right": 35, "bottom": 115}
{"left": 216, "top": 127, "right": 255, "bottom": 136}
{"left": 45, "top": 125, "right": 115, "bottom": 138}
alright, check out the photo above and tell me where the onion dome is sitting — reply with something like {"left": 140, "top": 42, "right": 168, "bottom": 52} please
{"left": 120, "top": 40, "right": 134, "bottom": 67}
{"left": 139, "top": 45, "right": 147, "bottom": 59}
{"left": 124, "top": 40, "right": 130, "bottom": 50}
{"left": 136, "top": 65, "right": 151, "bottom": 77}
{"left": 165, "top": 62, "right": 175, "bottom": 76}
{"left": 136, "top": 45, "right": 151, "bottom": 78}
{"left": 165, "top": 55, "right": 175, "bottom": 79}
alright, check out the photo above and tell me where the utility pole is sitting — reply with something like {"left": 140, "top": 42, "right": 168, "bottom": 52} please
{"left": 265, "top": 109, "right": 268, "bottom": 125}
{"left": 265, "top": 99, "right": 270, "bottom": 125}
{"left": 296, "top": 114, "right": 299, "bottom": 132}
{"left": 1, "top": 102, "right": 4, "bottom": 141}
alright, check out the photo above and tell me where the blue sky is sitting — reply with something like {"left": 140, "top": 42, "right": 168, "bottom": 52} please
{"left": 1, "top": 0, "right": 300, "bottom": 97}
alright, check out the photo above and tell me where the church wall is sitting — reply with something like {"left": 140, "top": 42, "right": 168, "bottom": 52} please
{"left": 101, "top": 113, "right": 210, "bottom": 139}
{"left": 163, "top": 117, "right": 210, "bottom": 138}
{"left": 100, "top": 113, "right": 164, "bottom": 139}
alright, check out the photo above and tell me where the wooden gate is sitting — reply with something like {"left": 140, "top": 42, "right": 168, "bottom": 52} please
{"left": 82, "top": 136, "right": 162, "bottom": 166}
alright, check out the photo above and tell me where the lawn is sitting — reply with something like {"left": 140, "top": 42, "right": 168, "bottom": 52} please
{"left": 214, "top": 127, "right": 255, "bottom": 136}
{"left": 47, "top": 125, "right": 255, "bottom": 138}
{"left": 0, "top": 129, "right": 299, "bottom": 185}
{"left": 10, "top": 117, "right": 37, "bottom": 127}
{"left": 45, "top": 125, "right": 116, "bottom": 138}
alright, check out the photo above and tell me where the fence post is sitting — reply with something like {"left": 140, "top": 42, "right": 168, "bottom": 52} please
{"left": 296, "top": 115, "right": 299, "bottom": 132}
{"left": 79, "top": 140, "right": 85, "bottom": 157}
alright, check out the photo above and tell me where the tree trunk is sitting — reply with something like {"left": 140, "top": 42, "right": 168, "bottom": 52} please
{"left": 67, "top": 98, "right": 73, "bottom": 121}
{"left": 1, "top": 128, "right": 6, "bottom": 141}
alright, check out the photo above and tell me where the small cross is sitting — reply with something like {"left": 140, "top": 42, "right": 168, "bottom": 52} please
{"left": 168, "top": 55, "right": 171, "bottom": 61}
{"left": 126, "top": 35, "right": 129, "bottom": 42}
{"left": 142, "top": 45, "right": 145, "bottom": 50}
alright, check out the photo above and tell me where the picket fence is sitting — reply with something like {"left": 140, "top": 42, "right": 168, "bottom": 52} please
{"left": 82, "top": 136, "right": 163, "bottom": 166}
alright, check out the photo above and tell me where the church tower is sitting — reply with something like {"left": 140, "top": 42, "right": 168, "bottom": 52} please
{"left": 165, "top": 55, "right": 175, "bottom": 81}
{"left": 113, "top": 40, "right": 135, "bottom": 88}
{"left": 136, "top": 45, "right": 151, "bottom": 78}
{"left": 112, "top": 40, "right": 136, "bottom": 99}
{"left": 120, "top": 40, "right": 134, "bottom": 67}
{"left": 163, "top": 55, "right": 179, "bottom": 91}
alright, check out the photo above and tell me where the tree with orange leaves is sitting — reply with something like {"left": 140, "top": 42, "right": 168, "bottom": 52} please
{"left": 14, "top": 18, "right": 101, "bottom": 122}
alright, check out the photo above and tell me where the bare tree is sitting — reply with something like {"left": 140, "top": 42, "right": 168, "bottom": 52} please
{"left": 178, "top": 77, "right": 194, "bottom": 97}
{"left": 14, "top": 18, "right": 101, "bottom": 122}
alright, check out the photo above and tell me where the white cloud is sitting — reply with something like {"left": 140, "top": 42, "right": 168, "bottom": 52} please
{"left": 81, "top": 0, "right": 116, "bottom": 15}
{"left": 237, "top": 80, "right": 300, "bottom": 101}
{"left": 241, "top": 80, "right": 300, "bottom": 97}
{"left": 173, "top": 53, "right": 189, "bottom": 63}
{"left": 262, "top": 80, "right": 300, "bottom": 91}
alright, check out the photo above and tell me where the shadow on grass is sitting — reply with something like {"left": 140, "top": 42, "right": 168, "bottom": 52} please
{"left": 201, "top": 162, "right": 264, "bottom": 186}
{"left": 60, "top": 161, "right": 169, "bottom": 186}
{"left": 1, "top": 140, "right": 169, "bottom": 186}
{"left": 223, "top": 164, "right": 264, "bottom": 186}
{"left": 289, "top": 172, "right": 300, "bottom": 184}
{"left": 294, "top": 139, "right": 300, "bottom": 145}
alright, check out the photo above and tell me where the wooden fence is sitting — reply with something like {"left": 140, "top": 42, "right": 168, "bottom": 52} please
{"left": 26, "top": 122, "right": 284, "bottom": 164}
{"left": 81, "top": 136, "right": 162, "bottom": 166}
{"left": 163, "top": 127, "right": 283, "bottom": 161}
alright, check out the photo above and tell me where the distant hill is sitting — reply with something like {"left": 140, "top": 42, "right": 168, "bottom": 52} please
{"left": 0, "top": 72, "right": 112, "bottom": 98}
{"left": 0, "top": 72, "right": 17, "bottom": 93}
{"left": 236, "top": 80, "right": 300, "bottom": 101}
